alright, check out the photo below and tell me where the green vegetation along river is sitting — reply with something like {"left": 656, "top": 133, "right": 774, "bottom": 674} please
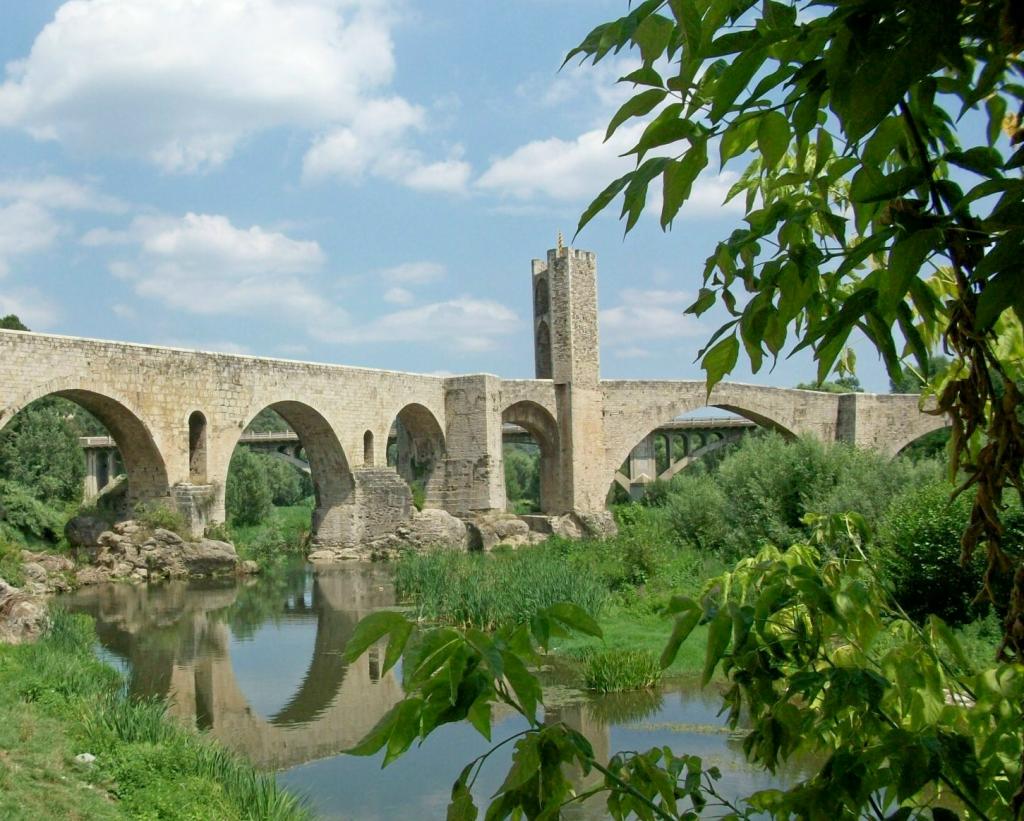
{"left": 63, "top": 560, "right": 811, "bottom": 819}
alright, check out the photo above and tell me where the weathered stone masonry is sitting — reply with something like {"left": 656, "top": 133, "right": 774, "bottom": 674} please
{"left": 0, "top": 244, "right": 948, "bottom": 550}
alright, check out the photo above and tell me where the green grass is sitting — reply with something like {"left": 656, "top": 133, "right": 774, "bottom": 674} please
{"left": 395, "top": 546, "right": 609, "bottom": 630}
{"left": 0, "top": 610, "right": 310, "bottom": 820}
{"left": 553, "top": 607, "right": 710, "bottom": 677}
{"left": 224, "top": 501, "right": 313, "bottom": 565}
{"left": 575, "top": 647, "right": 662, "bottom": 692}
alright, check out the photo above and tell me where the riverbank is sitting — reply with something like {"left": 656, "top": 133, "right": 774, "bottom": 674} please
{"left": 0, "top": 609, "right": 310, "bottom": 820}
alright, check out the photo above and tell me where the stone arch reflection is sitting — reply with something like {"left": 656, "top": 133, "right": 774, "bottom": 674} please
{"left": 66, "top": 565, "right": 403, "bottom": 770}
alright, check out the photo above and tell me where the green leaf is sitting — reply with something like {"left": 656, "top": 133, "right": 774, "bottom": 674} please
{"left": 344, "top": 610, "right": 410, "bottom": 663}
{"left": 757, "top": 111, "right": 791, "bottom": 170}
{"left": 700, "top": 333, "right": 739, "bottom": 398}
{"left": 632, "top": 13, "right": 675, "bottom": 66}
{"left": 686, "top": 287, "right": 716, "bottom": 316}
{"left": 709, "top": 44, "right": 767, "bottom": 122}
{"left": 576, "top": 173, "right": 630, "bottom": 236}
{"left": 661, "top": 147, "right": 709, "bottom": 227}
{"left": 702, "top": 608, "right": 731, "bottom": 685}
{"left": 660, "top": 598, "right": 702, "bottom": 669}
{"left": 605, "top": 88, "right": 667, "bottom": 141}
{"left": 467, "top": 695, "right": 492, "bottom": 741}
{"left": 545, "top": 602, "right": 603, "bottom": 638}
{"left": 620, "top": 66, "right": 664, "bottom": 88}
{"left": 346, "top": 700, "right": 404, "bottom": 756}
{"left": 975, "top": 268, "right": 1023, "bottom": 331}
{"left": 494, "top": 735, "right": 541, "bottom": 797}
{"left": 501, "top": 650, "right": 542, "bottom": 719}
{"left": 878, "top": 229, "right": 939, "bottom": 315}
{"left": 849, "top": 166, "right": 928, "bottom": 204}
{"left": 720, "top": 116, "right": 760, "bottom": 164}
{"left": 447, "top": 781, "right": 479, "bottom": 821}
{"left": 384, "top": 698, "right": 424, "bottom": 765}
{"left": 383, "top": 618, "right": 413, "bottom": 674}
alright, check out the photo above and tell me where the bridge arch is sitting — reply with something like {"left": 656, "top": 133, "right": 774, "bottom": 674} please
{"left": 387, "top": 403, "right": 446, "bottom": 508}
{"left": 604, "top": 398, "right": 796, "bottom": 502}
{"left": 0, "top": 383, "right": 170, "bottom": 506}
{"left": 502, "top": 400, "right": 562, "bottom": 514}
{"left": 891, "top": 418, "right": 951, "bottom": 459}
{"left": 226, "top": 400, "right": 354, "bottom": 546}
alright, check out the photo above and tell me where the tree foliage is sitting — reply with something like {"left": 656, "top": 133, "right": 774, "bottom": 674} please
{"left": 0, "top": 314, "right": 28, "bottom": 331}
{"left": 0, "top": 400, "right": 85, "bottom": 504}
{"left": 567, "top": 0, "right": 1024, "bottom": 661}
{"left": 225, "top": 448, "right": 273, "bottom": 526}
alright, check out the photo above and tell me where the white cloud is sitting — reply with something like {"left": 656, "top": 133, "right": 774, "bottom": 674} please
{"left": 477, "top": 121, "right": 742, "bottom": 220}
{"left": 0, "top": 176, "right": 127, "bottom": 213}
{"left": 0, "top": 288, "right": 58, "bottom": 328}
{"left": 302, "top": 97, "right": 470, "bottom": 193}
{"left": 478, "top": 123, "right": 644, "bottom": 202}
{"left": 518, "top": 55, "right": 639, "bottom": 113}
{"left": 105, "top": 212, "right": 333, "bottom": 320}
{"left": 317, "top": 296, "right": 519, "bottom": 352}
{"left": 0, "top": 200, "right": 60, "bottom": 275}
{"left": 383, "top": 286, "right": 414, "bottom": 305}
{"left": 600, "top": 289, "right": 704, "bottom": 345}
{"left": 0, "top": 0, "right": 404, "bottom": 173}
{"left": 381, "top": 261, "right": 445, "bottom": 285}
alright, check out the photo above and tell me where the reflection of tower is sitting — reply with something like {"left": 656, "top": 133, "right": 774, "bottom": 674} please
{"left": 531, "top": 239, "right": 606, "bottom": 511}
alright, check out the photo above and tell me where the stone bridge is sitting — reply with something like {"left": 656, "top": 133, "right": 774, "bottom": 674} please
{"left": 0, "top": 243, "right": 947, "bottom": 550}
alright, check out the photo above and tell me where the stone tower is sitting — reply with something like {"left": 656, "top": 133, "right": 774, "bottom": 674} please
{"left": 531, "top": 241, "right": 607, "bottom": 512}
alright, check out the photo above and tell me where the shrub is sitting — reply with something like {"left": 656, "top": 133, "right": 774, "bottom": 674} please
{"left": 262, "top": 454, "right": 304, "bottom": 506}
{"left": 875, "top": 481, "right": 990, "bottom": 626}
{"left": 226, "top": 448, "right": 272, "bottom": 526}
{"left": 0, "top": 538, "right": 25, "bottom": 586}
{"left": 577, "top": 648, "right": 662, "bottom": 692}
{"left": 0, "top": 479, "right": 64, "bottom": 541}
{"left": 133, "top": 501, "right": 189, "bottom": 537}
{"left": 664, "top": 474, "right": 729, "bottom": 553}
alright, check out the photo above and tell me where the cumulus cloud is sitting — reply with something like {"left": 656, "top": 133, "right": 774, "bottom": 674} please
{"left": 302, "top": 98, "right": 470, "bottom": 192}
{"left": 0, "top": 176, "right": 127, "bottom": 213}
{"left": 600, "top": 288, "right": 704, "bottom": 347}
{"left": 477, "top": 121, "right": 741, "bottom": 220}
{"left": 0, "top": 200, "right": 60, "bottom": 275}
{"left": 102, "top": 212, "right": 334, "bottom": 320}
{"left": 317, "top": 296, "right": 519, "bottom": 352}
{"left": 0, "top": 0, "right": 459, "bottom": 181}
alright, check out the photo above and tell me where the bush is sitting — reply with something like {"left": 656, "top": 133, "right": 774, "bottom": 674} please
{"left": 664, "top": 474, "right": 729, "bottom": 553}
{"left": 875, "top": 481, "right": 991, "bottom": 626}
{"left": 0, "top": 538, "right": 25, "bottom": 586}
{"left": 133, "top": 501, "right": 189, "bottom": 537}
{"left": 226, "top": 448, "right": 272, "bottom": 526}
{"left": 0, "top": 479, "right": 64, "bottom": 542}
{"left": 577, "top": 648, "right": 662, "bottom": 692}
{"left": 262, "top": 454, "right": 304, "bottom": 507}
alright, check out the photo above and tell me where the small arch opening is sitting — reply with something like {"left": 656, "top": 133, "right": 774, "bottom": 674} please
{"left": 363, "top": 430, "right": 374, "bottom": 466}
{"left": 188, "top": 411, "right": 208, "bottom": 483}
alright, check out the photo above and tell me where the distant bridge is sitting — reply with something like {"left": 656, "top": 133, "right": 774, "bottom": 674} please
{"left": 2, "top": 243, "right": 946, "bottom": 553}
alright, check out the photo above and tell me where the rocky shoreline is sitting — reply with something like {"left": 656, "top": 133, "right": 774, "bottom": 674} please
{"left": 0, "top": 518, "right": 258, "bottom": 644}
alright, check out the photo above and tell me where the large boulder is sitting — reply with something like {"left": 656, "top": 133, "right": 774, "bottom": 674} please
{"left": 466, "top": 513, "right": 543, "bottom": 551}
{"left": 396, "top": 508, "right": 470, "bottom": 551}
{"left": 64, "top": 515, "right": 109, "bottom": 552}
{"left": 0, "top": 577, "right": 48, "bottom": 645}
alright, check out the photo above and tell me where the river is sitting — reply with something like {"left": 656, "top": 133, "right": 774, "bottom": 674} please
{"left": 63, "top": 561, "right": 809, "bottom": 819}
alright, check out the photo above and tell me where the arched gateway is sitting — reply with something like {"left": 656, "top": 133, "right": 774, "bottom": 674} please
{"left": 0, "top": 244, "right": 945, "bottom": 552}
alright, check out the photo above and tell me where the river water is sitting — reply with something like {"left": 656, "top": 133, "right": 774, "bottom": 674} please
{"left": 63, "top": 561, "right": 808, "bottom": 819}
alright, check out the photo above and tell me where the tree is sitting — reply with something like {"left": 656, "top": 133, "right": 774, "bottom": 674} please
{"left": 0, "top": 314, "right": 28, "bottom": 331}
{"left": 796, "top": 373, "right": 863, "bottom": 393}
{"left": 341, "top": 3, "right": 1024, "bottom": 819}
{"left": 0, "top": 400, "right": 85, "bottom": 504}
{"left": 568, "top": 0, "right": 1024, "bottom": 663}
{"left": 225, "top": 448, "right": 272, "bottom": 526}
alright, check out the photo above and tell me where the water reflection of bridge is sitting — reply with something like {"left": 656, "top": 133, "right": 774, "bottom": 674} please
{"left": 68, "top": 566, "right": 404, "bottom": 770}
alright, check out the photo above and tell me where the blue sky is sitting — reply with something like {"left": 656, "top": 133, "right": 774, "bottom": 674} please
{"left": 0, "top": 0, "right": 894, "bottom": 390}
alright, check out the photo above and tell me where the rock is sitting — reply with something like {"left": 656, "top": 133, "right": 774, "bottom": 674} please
{"left": 469, "top": 513, "right": 538, "bottom": 550}
{"left": 75, "top": 566, "right": 109, "bottom": 586}
{"left": 307, "top": 550, "right": 336, "bottom": 563}
{"left": 64, "top": 515, "right": 109, "bottom": 550}
{"left": 153, "top": 528, "right": 184, "bottom": 545}
{"left": 0, "top": 577, "right": 49, "bottom": 645}
{"left": 576, "top": 511, "right": 618, "bottom": 539}
{"left": 239, "top": 560, "right": 260, "bottom": 575}
{"left": 73, "top": 753, "right": 96, "bottom": 765}
{"left": 399, "top": 508, "right": 469, "bottom": 551}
